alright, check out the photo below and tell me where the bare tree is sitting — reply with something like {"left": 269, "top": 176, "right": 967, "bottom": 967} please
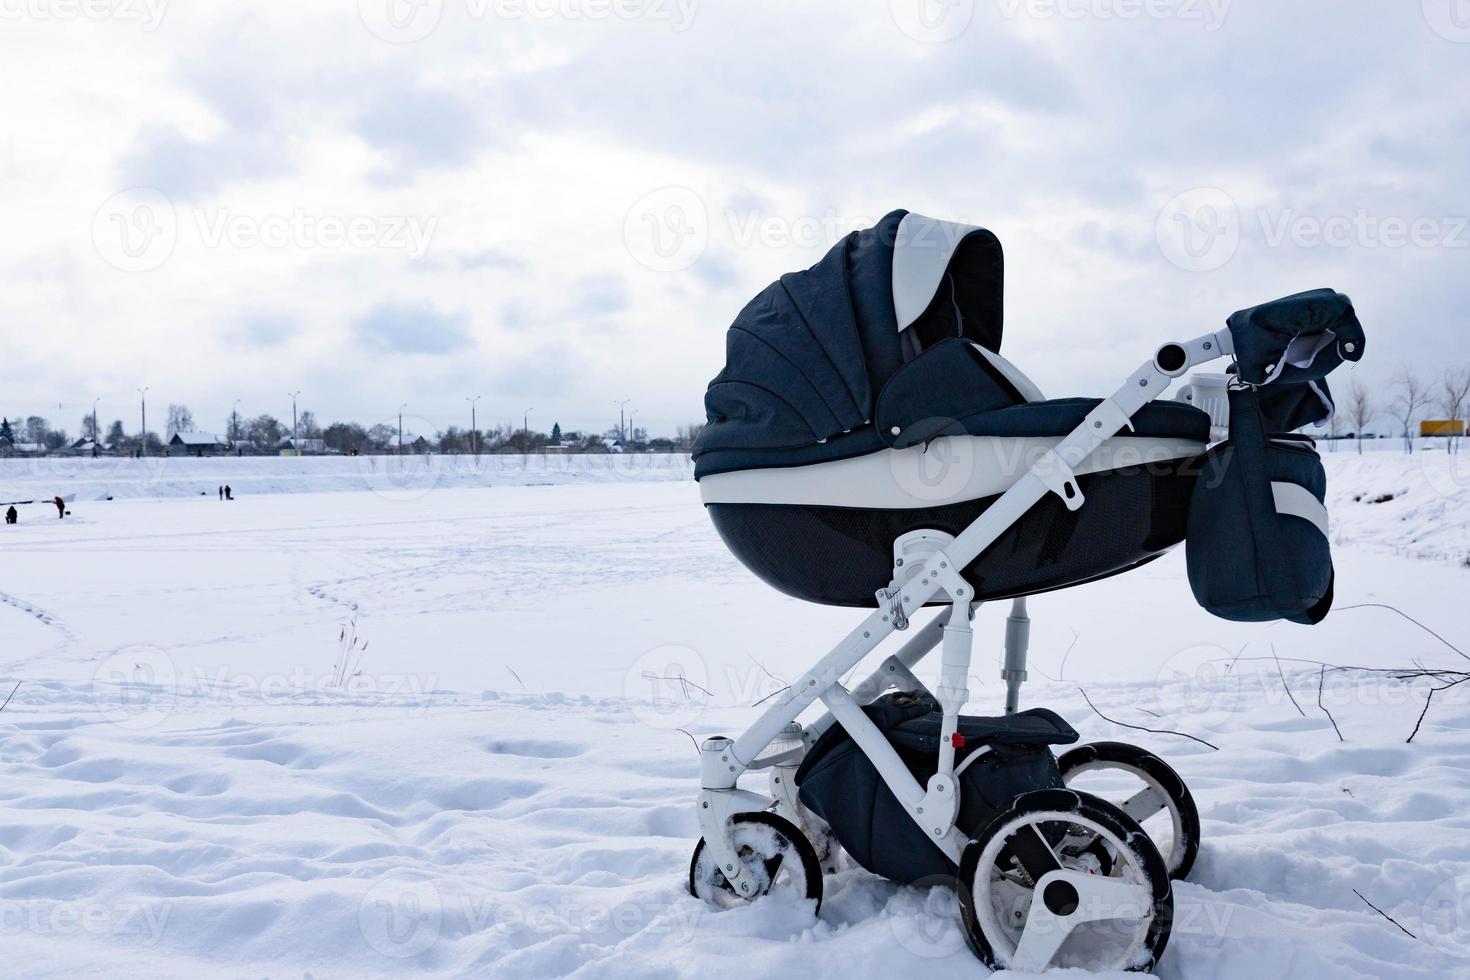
{"left": 1440, "top": 367, "right": 1470, "bottom": 455}
{"left": 1389, "top": 367, "right": 1428, "bottom": 454}
{"left": 165, "top": 404, "right": 195, "bottom": 439}
{"left": 1345, "top": 377, "right": 1374, "bottom": 455}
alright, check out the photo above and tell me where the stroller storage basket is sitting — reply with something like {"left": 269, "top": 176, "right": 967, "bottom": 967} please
{"left": 794, "top": 692, "right": 1078, "bottom": 883}
{"left": 1186, "top": 387, "right": 1334, "bottom": 624}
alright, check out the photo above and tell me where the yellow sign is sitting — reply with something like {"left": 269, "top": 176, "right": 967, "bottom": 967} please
{"left": 1421, "top": 420, "right": 1466, "bottom": 437}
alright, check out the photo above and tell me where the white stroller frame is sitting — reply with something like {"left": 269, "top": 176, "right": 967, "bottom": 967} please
{"left": 696, "top": 330, "right": 1235, "bottom": 967}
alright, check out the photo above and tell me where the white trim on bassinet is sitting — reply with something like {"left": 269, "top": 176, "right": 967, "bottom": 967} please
{"left": 699, "top": 434, "right": 1204, "bottom": 510}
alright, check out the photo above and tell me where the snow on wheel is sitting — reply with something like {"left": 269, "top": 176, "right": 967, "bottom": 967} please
{"left": 688, "top": 811, "right": 823, "bottom": 914}
{"left": 958, "top": 789, "right": 1172, "bottom": 974}
{"left": 1058, "top": 741, "right": 1201, "bottom": 880}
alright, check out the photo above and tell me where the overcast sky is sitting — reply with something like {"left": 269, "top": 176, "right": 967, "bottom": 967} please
{"left": 2, "top": 1, "right": 1467, "bottom": 439}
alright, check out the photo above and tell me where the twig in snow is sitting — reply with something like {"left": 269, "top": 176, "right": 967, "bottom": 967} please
{"left": 1407, "top": 674, "right": 1470, "bottom": 744}
{"left": 1077, "top": 687, "right": 1219, "bottom": 751}
{"left": 0, "top": 681, "right": 19, "bottom": 714}
{"left": 1226, "top": 641, "right": 1247, "bottom": 674}
{"left": 674, "top": 728, "right": 701, "bottom": 756}
{"left": 1057, "top": 629, "right": 1081, "bottom": 680}
{"left": 746, "top": 654, "right": 789, "bottom": 707}
{"left": 1352, "top": 888, "right": 1417, "bottom": 940}
{"left": 752, "top": 685, "right": 790, "bottom": 708}
{"left": 1272, "top": 644, "right": 1306, "bottom": 718}
{"left": 641, "top": 672, "right": 712, "bottom": 699}
{"left": 1316, "top": 666, "right": 1343, "bottom": 742}
{"left": 1335, "top": 603, "right": 1469, "bottom": 664}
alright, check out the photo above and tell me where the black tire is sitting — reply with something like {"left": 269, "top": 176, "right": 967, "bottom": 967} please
{"left": 688, "top": 811, "right": 823, "bottom": 914}
{"left": 1058, "top": 741, "right": 1201, "bottom": 881}
{"left": 958, "top": 789, "right": 1173, "bottom": 973}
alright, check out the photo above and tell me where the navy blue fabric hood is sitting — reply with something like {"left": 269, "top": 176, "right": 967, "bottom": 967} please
{"left": 694, "top": 210, "right": 1004, "bottom": 457}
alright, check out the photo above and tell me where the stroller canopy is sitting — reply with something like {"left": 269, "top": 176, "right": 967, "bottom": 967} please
{"left": 695, "top": 210, "right": 1004, "bottom": 457}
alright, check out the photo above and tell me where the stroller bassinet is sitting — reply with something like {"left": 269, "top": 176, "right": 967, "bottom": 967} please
{"left": 693, "top": 210, "right": 1211, "bottom": 606}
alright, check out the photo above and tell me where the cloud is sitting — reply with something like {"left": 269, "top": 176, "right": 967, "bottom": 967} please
{"left": 353, "top": 301, "right": 472, "bottom": 355}
{"left": 572, "top": 274, "right": 629, "bottom": 317}
{"left": 355, "top": 87, "right": 491, "bottom": 180}
{"left": 233, "top": 313, "right": 299, "bottom": 347}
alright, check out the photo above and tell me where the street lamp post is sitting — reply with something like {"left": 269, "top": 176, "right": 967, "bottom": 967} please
{"left": 288, "top": 390, "right": 301, "bottom": 457}
{"left": 467, "top": 395, "right": 481, "bottom": 457}
{"left": 137, "top": 387, "right": 149, "bottom": 457}
{"left": 90, "top": 397, "right": 100, "bottom": 446}
{"left": 523, "top": 408, "right": 533, "bottom": 451}
{"left": 613, "top": 398, "right": 631, "bottom": 444}
{"left": 231, "top": 399, "right": 241, "bottom": 447}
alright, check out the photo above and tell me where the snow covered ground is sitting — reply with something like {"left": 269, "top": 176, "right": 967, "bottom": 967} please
{"left": 0, "top": 453, "right": 694, "bottom": 503}
{"left": 0, "top": 452, "right": 1467, "bottom": 977}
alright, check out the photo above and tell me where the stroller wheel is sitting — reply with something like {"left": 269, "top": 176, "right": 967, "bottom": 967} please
{"left": 1058, "top": 741, "right": 1201, "bottom": 880}
{"left": 958, "top": 789, "right": 1172, "bottom": 973}
{"left": 688, "top": 811, "right": 823, "bottom": 914}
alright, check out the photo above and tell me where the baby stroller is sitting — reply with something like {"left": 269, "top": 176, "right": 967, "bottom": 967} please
{"left": 684, "top": 211, "right": 1365, "bottom": 972}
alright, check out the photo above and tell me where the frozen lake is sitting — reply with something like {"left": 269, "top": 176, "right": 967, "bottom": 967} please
{"left": 0, "top": 456, "right": 1466, "bottom": 977}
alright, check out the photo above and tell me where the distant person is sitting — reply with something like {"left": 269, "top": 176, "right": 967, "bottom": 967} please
{"left": 224, "top": 485, "right": 233, "bottom": 501}
{"left": 218, "top": 485, "right": 224, "bottom": 500}
{"left": 53, "top": 496, "right": 66, "bottom": 519}
{"left": 5, "top": 506, "right": 16, "bottom": 525}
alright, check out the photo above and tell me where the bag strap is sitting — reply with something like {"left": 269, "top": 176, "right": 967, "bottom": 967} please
{"left": 1227, "top": 387, "right": 1309, "bottom": 617}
